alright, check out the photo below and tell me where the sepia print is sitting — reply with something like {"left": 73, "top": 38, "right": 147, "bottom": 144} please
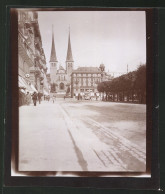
{"left": 15, "top": 9, "right": 147, "bottom": 176}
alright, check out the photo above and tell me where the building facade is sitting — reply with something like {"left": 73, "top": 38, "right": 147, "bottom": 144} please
{"left": 71, "top": 67, "right": 102, "bottom": 97}
{"left": 18, "top": 10, "right": 49, "bottom": 98}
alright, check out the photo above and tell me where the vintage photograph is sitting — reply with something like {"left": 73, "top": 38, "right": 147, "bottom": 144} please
{"left": 16, "top": 9, "right": 146, "bottom": 175}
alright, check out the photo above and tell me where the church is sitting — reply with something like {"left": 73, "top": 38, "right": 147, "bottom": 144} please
{"left": 49, "top": 27, "right": 112, "bottom": 97}
{"left": 49, "top": 28, "right": 73, "bottom": 95}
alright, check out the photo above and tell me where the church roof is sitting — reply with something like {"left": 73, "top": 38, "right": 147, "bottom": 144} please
{"left": 66, "top": 30, "right": 74, "bottom": 62}
{"left": 59, "top": 65, "right": 65, "bottom": 70}
{"left": 50, "top": 26, "right": 58, "bottom": 62}
{"left": 57, "top": 65, "right": 66, "bottom": 74}
{"left": 73, "top": 67, "right": 101, "bottom": 73}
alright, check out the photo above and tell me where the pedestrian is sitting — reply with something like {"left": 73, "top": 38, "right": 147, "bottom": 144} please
{"left": 48, "top": 95, "right": 50, "bottom": 102}
{"left": 38, "top": 92, "right": 42, "bottom": 104}
{"left": 26, "top": 92, "right": 31, "bottom": 105}
{"left": 52, "top": 95, "right": 55, "bottom": 103}
{"left": 32, "top": 92, "right": 38, "bottom": 106}
{"left": 64, "top": 95, "right": 66, "bottom": 100}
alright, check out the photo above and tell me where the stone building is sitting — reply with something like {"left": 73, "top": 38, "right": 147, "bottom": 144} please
{"left": 18, "top": 10, "right": 49, "bottom": 97}
{"left": 71, "top": 67, "right": 102, "bottom": 97}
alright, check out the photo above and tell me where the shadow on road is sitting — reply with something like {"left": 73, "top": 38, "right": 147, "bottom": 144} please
{"left": 67, "top": 130, "right": 88, "bottom": 171}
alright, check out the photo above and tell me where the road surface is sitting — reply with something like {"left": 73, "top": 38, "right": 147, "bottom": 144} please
{"left": 19, "top": 99, "right": 146, "bottom": 172}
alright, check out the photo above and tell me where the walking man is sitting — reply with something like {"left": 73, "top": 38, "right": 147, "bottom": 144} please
{"left": 32, "top": 92, "right": 38, "bottom": 106}
{"left": 38, "top": 92, "right": 42, "bottom": 104}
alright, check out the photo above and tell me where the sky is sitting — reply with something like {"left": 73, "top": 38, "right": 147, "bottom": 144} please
{"left": 38, "top": 11, "right": 146, "bottom": 76}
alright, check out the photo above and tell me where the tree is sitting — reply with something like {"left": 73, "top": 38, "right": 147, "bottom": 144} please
{"left": 97, "top": 82, "right": 105, "bottom": 93}
{"left": 134, "top": 64, "right": 146, "bottom": 103}
{"left": 97, "top": 64, "right": 146, "bottom": 104}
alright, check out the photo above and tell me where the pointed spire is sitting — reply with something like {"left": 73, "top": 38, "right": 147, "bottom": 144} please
{"left": 50, "top": 25, "right": 58, "bottom": 62}
{"left": 66, "top": 26, "right": 74, "bottom": 62}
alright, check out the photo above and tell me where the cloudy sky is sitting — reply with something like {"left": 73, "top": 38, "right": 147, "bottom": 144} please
{"left": 38, "top": 11, "right": 146, "bottom": 76}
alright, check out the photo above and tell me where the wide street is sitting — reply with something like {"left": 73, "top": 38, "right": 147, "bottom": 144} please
{"left": 19, "top": 99, "right": 146, "bottom": 172}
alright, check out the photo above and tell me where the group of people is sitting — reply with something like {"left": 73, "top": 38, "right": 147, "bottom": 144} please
{"left": 31, "top": 92, "right": 43, "bottom": 106}
{"left": 23, "top": 91, "right": 43, "bottom": 106}
{"left": 73, "top": 93, "right": 100, "bottom": 101}
{"left": 20, "top": 91, "right": 58, "bottom": 107}
{"left": 43, "top": 95, "right": 56, "bottom": 103}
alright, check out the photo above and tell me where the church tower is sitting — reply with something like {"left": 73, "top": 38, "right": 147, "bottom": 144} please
{"left": 50, "top": 25, "right": 58, "bottom": 84}
{"left": 66, "top": 28, "right": 74, "bottom": 78}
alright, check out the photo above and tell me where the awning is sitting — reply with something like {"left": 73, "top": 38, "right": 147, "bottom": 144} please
{"left": 19, "top": 76, "right": 26, "bottom": 89}
{"left": 19, "top": 76, "right": 38, "bottom": 93}
{"left": 19, "top": 76, "right": 32, "bottom": 92}
{"left": 30, "top": 84, "right": 38, "bottom": 93}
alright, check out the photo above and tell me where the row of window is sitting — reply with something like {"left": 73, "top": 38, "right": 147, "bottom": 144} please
{"left": 72, "top": 73, "right": 101, "bottom": 77}
{"left": 74, "top": 83, "right": 95, "bottom": 87}
{"left": 73, "top": 80, "right": 100, "bottom": 87}
{"left": 59, "top": 75, "right": 66, "bottom": 81}
{"left": 51, "top": 63, "right": 72, "bottom": 67}
{"left": 51, "top": 63, "right": 56, "bottom": 67}
{"left": 73, "top": 78, "right": 101, "bottom": 82}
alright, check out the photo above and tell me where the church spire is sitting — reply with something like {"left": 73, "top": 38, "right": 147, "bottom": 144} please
{"left": 50, "top": 25, "right": 58, "bottom": 62}
{"left": 66, "top": 27, "right": 73, "bottom": 62}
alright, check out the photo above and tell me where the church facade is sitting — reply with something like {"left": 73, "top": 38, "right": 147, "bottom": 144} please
{"left": 49, "top": 28, "right": 73, "bottom": 94}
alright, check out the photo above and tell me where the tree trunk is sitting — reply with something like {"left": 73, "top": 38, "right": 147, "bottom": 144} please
{"left": 127, "top": 92, "right": 129, "bottom": 102}
{"left": 102, "top": 93, "right": 104, "bottom": 101}
{"left": 132, "top": 90, "right": 134, "bottom": 102}
{"left": 113, "top": 93, "right": 115, "bottom": 101}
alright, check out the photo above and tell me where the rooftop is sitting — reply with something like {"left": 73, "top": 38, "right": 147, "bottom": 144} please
{"left": 73, "top": 67, "right": 101, "bottom": 73}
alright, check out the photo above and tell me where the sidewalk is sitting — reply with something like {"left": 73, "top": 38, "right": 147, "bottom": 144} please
{"left": 19, "top": 101, "right": 82, "bottom": 171}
